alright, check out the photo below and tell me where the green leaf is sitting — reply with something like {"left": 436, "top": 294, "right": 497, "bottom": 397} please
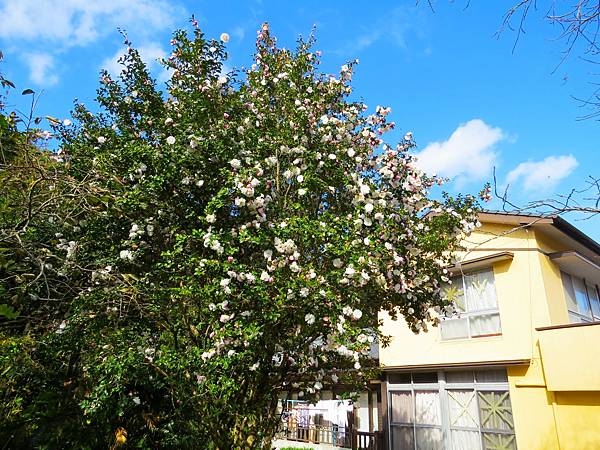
{"left": 0, "top": 304, "right": 19, "bottom": 320}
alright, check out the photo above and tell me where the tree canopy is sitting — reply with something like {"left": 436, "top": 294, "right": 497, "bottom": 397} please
{"left": 0, "top": 23, "right": 478, "bottom": 449}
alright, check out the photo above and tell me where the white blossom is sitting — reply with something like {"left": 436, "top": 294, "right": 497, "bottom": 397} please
{"left": 119, "top": 249, "right": 134, "bottom": 261}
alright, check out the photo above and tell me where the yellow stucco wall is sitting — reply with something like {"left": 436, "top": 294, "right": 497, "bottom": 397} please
{"left": 553, "top": 391, "right": 600, "bottom": 449}
{"left": 379, "top": 224, "right": 543, "bottom": 368}
{"left": 537, "top": 324, "right": 600, "bottom": 391}
{"left": 379, "top": 219, "right": 600, "bottom": 449}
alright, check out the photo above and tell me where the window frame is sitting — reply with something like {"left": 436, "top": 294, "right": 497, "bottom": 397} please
{"left": 388, "top": 370, "right": 516, "bottom": 450}
{"left": 440, "top": 268, "right": 502, "bottom": 341}
{"left": 561, "top": 271, "right": 600, "bottom": 323}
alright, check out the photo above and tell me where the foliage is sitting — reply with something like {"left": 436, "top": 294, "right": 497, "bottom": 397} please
{"left": 0, "top": 23, "right": 479, "bottom": 449}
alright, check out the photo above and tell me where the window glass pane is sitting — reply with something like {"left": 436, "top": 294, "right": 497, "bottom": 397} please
{"left": 413, "top": 372, "right": 438, "bottom": 384}
{"left": 568, "top": 311, "right": 591, "bottom": 323}
{"left": 416, "top": 427, "right": 443, "bottom": 450}
{"left": 446, "top": 370, "right": 474, "bottom": 384}
{"left": 475, "top": 369, "right": 508, "bottom": 383}
{"left": 572, "top": 276, "right": 592, "bottom": 318}
{"left": 482, "top": 433, "right": 517, "bottom": 450}
{"left": 441, "top": 318, "right": 469, "bottom": 340}
{"left": 448, "top": 390, "right": 479, "bottom": 428}
{"left": 443, "top": 279, "right": 466, "bottom": 313}
{"left": 478, "top": 391, "right": 514, "bottom": 432}
{"left": 586, "top": 284, "right": 600, "bottom": 318}
{"left": 470, "top": 313, "right": 502, "bottom": 337}
{"left": 391, "top": 391, "right": 413, "bottom": 424}
{"left": 392, "top": 425, "right": 414, "bottom": 450}
{"left": 450, "top": 430, "right": 482, "bottom": 450}
{"left": 561, "top": 271, "right": 578, "bottom": 312}
{"left": 464, "top": 270, "right": 498, "bottom": 312}
{"left": 415, "top": 391, "right": 441, "bottom": 426}
{"left": 389, "top": 373, "right": 412, "bottom": 384}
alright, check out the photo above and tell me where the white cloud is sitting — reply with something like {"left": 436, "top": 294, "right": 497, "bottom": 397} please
{"left": 336, "top": 5, "right": 427, "bottom": 55}
{"left": 231, "top": 26, "right": 246, "bottom": 42}
{"left": 1, "top": 0, "right": 184, "bottom": 87}
{"left": 0, "top": 0, "right": 184, "bottom": 46}
{"left": 101, "top": 43, "right": 169, "bottom": 81}
{"left": 413, "top": 119, "right": 504, "bottom": 183}
{"left": 506, "top": 155, "right": 578, "bottom": 193}
{"left": 22, "top": 52, "right": 59, "bottom": 86}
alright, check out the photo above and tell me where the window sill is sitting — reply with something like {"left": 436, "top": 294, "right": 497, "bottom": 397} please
{"left": 439, "top": 334, "right": 503, "bottom": 343}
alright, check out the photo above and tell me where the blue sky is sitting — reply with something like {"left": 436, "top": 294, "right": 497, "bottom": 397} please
{"left": 1, "top": 0, "right": 599, "bottom": 238}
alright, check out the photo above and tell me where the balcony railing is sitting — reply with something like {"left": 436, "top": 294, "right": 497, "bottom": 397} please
{"left": 276, "top": 424, "right": 383, "bottom": 450}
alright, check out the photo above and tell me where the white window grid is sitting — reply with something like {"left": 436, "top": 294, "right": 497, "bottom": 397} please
{"left": 387, "top": 370, "right": 516, "bottom": 450}
{"left": 440, "top": 269, "right": 502, "bottom": 340}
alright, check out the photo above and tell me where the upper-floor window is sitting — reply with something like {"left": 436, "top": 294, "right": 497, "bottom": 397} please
{"left": 440, "top": 269, "right": 502, "bottom": 340}
{"left": 561, "top": 271, "right": 600, "bottom": 323}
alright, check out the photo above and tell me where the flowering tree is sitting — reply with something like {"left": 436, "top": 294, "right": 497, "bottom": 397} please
{"left": 1, "top": 23, "right": 478, "bottom": 449}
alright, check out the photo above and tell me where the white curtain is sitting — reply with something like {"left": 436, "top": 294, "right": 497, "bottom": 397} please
{"left": 391, "top": 391, "right": 413, "bottom": 424}
{"left": 440, "top": 318, "right": 469, "bottom": 340}
{"left": 443, "top": 279, "right": 466, "bottom": 312}
{"left": 448, "top": 390, "right": 478, "bottom": 428}
{"left": 416, "top": 427, "right": 443, "bottom": 450}
{"left": 415, "top": 391, "right": 441, "bottom": 426}
{"left": 469, "top": 313, "right": 501, "bottom": 336}
{"left": 450, "top": 430, "right": 481, "bottom": 450}
{"left": 464, "top": 271, "right": 497, "bottom": 312}
{"left": 447, "top": 390, "right": 481, "bottom": 450}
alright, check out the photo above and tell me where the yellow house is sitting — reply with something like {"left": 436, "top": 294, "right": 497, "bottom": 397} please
{"left": 378, "top": 212, "right": 600, "bottom": 450}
